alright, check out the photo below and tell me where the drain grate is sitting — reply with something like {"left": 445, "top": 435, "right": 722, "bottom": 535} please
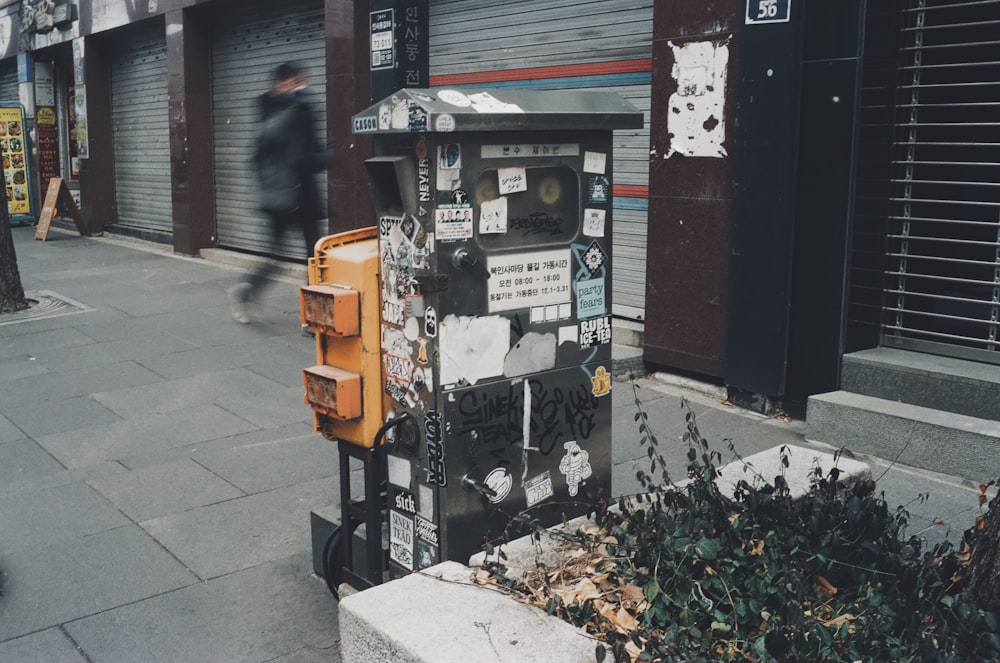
{"left": 0, "top": 290, "right": 93, "bottom": 326}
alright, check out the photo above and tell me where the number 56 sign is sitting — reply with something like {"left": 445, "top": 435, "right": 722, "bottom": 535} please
{"left": 746, "top": 0, "right": 791, "bottom": 24}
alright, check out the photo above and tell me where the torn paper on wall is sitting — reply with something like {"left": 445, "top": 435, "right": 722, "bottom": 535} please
{"left": 439, "top": 314, "right": 510, "bottom": 386}
{"left": 667, "top": 38, "right": 730, "bottom": 158}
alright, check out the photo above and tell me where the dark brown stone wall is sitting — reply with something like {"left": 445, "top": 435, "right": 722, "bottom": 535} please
{"left": 644, "top": 2, "right": 741, "bottom": 378}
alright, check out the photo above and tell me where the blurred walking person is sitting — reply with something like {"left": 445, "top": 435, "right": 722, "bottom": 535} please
{"left": 231, "top": 62, "right": 331, "bottom": 324}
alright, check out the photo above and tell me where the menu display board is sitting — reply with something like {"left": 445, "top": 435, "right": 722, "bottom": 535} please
{"left": 37, "top": 106, "right": 59, "bottom": 195}
{"left": 0, "top": 105, "right": 34, "bottom": 219}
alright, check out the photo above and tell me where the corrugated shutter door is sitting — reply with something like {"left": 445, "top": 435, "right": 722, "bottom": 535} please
{"left": 429, "top": 0, "right": 653, "bottom": 319}
{"left": 0, "top": 59, "right": 17, "bottom": 102}
{"left": 211, "top": 0, "right": 326, "bottom": 258}
{"left": 430, "top": 0, "right": 653, "bottom": 319}
{"left": 883, "top": 1, "right": 1000, "bottom": 364}
{"left": 110, "top": 21, "right": 171, "bottom": 234}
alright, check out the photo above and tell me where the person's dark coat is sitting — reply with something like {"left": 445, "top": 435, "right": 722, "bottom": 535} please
{"left": 254, "top": 88, "right": 326, "bottom": 221}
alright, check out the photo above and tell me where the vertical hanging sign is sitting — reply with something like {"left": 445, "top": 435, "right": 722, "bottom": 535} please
{"left": 400, "top": 0, "right": 428, "bottom": 89}
{"left": 370, "top": 8, "right": 394, "bottom": 71}
{"left": 369, "top": 0, "right": 428, "bottom": 102}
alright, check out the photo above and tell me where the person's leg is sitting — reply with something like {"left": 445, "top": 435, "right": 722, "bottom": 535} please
{"left": 231, "top": 213, "right": 284, "bottom": 323}
{"left": 247, "top": 213, "right": 288, "bottom": 298}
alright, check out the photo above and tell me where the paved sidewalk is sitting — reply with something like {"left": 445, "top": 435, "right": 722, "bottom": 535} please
{"left": 0, "top": 225, "right": 987, "bottom": 662}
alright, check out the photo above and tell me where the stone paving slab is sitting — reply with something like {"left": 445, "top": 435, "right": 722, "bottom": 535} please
{"left": 87, "top": 458, "right": 247, "bottom": 522}
{"left": 0, "top": 627, "right": 87, "bottom": 662}
{"left": 140, "top": 477, "right": 336, "bottom": 580}
{"left": 0, "top": 481, "right": 131, "bottom": 554}
{"left": 36, "top": 403, "right": 259, "bottom": 470}
{"left": 0, "top": 525, "right": 197, "bottom": 641}
{"left": 1, "top": 394, "right": 122, "bottom": 440}
{"left": 0, "top": 438, "right": 67, "bottom": 483}
{"left": 194, "top": 432, "right": 339, "bottom": 494}
{"left": 64, "top": 552, "right": 339, "bottom": 663}
{"left": 0, "top": 413, "right": 24, "bottom": 442}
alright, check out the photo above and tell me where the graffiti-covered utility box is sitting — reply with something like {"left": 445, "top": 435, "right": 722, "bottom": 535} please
{"left": 352, "top": 88, "right": 643, "bottom": 572}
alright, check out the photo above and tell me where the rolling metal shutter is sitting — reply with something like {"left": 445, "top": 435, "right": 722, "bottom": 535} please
{"left": 110, "top": 20, "right": 172, "bottom": 234}
{"left": 428, "top": 0, "right": 653, "bottom": 319}
{"left": 0, "top": 59, "right": 17, "bottom": 102}
{"left": 883, "top": 0, "right": 1000, "bottom": 364}
{"left": 211, "top": 0, "right": 327, "bottom": 258}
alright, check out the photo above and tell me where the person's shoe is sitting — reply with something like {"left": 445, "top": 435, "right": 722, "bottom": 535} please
{"left": 230, "top": 283, "right": 252, "bottom": 324}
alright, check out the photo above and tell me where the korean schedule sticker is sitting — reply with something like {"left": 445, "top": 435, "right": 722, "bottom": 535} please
{"left": 487, "top": 249, "right": 571, "bottom": 313}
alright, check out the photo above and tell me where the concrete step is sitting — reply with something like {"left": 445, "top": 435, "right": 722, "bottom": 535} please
{"left": 805, "top": 390, "right": 1000, "bottom": 482}
{"left": 841, "top": 348, "right": 1000, "bottom": 420}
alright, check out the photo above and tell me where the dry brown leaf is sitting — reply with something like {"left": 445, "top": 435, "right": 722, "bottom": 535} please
{"left": 620, "top": 583, "right": 645, "bottom": 602}
{"left": 614, "top": 606, "right": 639, "bottom": 632}
{"left": 823, "top": 612, "right": 856, "bottom": 633}
{"left": 814, "top": 575, "right": 838, "bottom": 597}
{"left": 556, "top": 577, "right": 603, "bottom": 605}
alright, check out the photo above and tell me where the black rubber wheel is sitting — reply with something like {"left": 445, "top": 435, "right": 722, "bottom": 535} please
{"left": 322, "top": 525, "right": 344, "bottom": 599}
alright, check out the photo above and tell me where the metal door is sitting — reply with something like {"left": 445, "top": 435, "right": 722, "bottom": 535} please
{"left": 110, "top": 20, "right": 171, "bottom": 234}
{"left": 211, "top": 0, "right": 327, "bottom": 257}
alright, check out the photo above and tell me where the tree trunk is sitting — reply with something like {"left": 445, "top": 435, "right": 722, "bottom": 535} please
{"left": 0, "top": 183, "right": 28, "bottom": 314}
{"left": 966, "top": 491, "right": 1000, "bottom": 614}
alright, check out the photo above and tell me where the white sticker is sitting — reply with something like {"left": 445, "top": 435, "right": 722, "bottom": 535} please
{"left": 583, "top": 151, "right": 607, "bottom": 174}
{"left": 484, "top": 468, "right": 513, "bottom": 503}
{"left": 389, "top": 510, "right": 415, "bottom": 570}
{"left": 434, "top": 113, "right": 456, "bottom": 132}
{"left": 468, "top": 91, "right": 523, "bottom": 114}
{"left": 481, "top": 144, "right": 580, "bottom": 159}
{"left": 418, "top": 484, "right": 435, "bottom": 520}
{"left": 480, "top": 197, "right": 508, "bottom": 234}
{"left": 435, "top": 205, "right": 473, "bottom": 241}
{"left": 437, "top": 89, "right": 471, "bottom": 107}
{"left": 524, "top": 471, "right": 554, "bottom": 508}
{"left": 487, "top": 249, "right": 572, "bottom": 313}
{"left": 667, "top": 39, "right": 729, "bottom": 158}
{"left": 558, "top": 441, "right": 593, "bottom": 497}
{"left": 439, "top": 314, "right": 510, "bottom": 386}
{"left": 583, "top": 208, "right": 606, "bottom": 237}
{"left": 498, "top": 166, "right": 527, "bottom": 195}
{"left": 387, "top": 454, "right": 412, "bottom": 489}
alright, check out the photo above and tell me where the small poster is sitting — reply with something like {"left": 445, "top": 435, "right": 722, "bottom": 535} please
{"left": 487, "top": 249, "right": 571, "bottom": 313}
{"left": 480, "top": 197, "right": 507, "bottom": 234}
{"left": 583, "top": 151, "right": 607, "bottom": 174}
{"left": 498, "top": 166, "right": 527, "bottom": 195}
{"left": 583, "top": 209, "right": 606, "bottom": 237}
{"left": 435, "top": 204, "right": 473, "bottom": 241}
{"left": 370, "top": 9, "right": 394, "bottom": 70}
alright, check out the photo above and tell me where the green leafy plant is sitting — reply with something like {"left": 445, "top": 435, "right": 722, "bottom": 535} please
{"left": 479, "top": 383, "right": 1000, "bottom": 662}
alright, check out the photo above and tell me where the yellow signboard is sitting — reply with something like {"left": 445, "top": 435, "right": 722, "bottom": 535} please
{"left": 0, "top": 106, "right": 31, "bottom": 216}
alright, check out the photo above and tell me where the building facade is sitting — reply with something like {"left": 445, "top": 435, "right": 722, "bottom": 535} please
{"left": 1, "top": 0, "right": 997, "bottom": 415}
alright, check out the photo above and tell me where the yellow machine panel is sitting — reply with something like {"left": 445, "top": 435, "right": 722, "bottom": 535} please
{"left": 302, "top": 227, "right": 387, "bottom": 447}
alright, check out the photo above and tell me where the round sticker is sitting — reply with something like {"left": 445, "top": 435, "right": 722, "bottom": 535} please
{"left": 437, "top": 90, "right": 471, "bottom": 107}
{"left": 484, "top": 468, "right": 513, "bottom": 504}
{"left": 434, "top": 113, "right": 456, "bottom": 132}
